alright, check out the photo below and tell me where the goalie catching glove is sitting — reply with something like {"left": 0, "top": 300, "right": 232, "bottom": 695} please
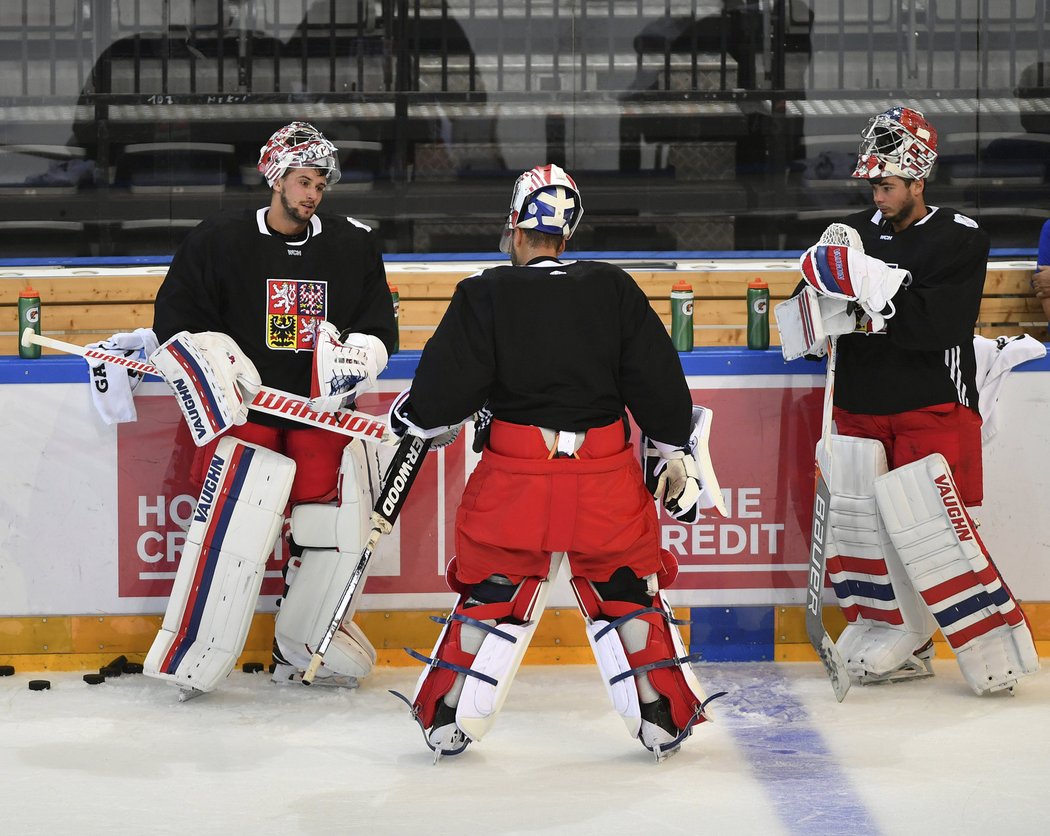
{"left": 150, "top": 331, "right": 261, "bottom": 446}
{"left": 308, "top": 321, "right": 388, "bottom": 412}
{"left": 641, "top": 406, "right": 728, "bottom": 522}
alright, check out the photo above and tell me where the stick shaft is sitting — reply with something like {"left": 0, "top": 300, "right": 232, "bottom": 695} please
{"left": 21, "top": 328, "right": 394, "bottom": 444}
{"left": 302, "top": 432, "right": 432, "bottom": 683}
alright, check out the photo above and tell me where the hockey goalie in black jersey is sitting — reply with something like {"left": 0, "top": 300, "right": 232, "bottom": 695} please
{"left": 126, "top": 121, "right": 396, "bottom": 699}
{"left": 778, "top": 106, "right": 1039, "bottom": 695}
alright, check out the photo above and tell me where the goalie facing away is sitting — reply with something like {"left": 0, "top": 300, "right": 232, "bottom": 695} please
{"left": 389, "top": 164, "right": 728, "bottom": 761}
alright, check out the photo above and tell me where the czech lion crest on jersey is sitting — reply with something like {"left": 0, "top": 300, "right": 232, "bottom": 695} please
{"left": 266, "top": 279, "right": 327, "bottom": 350}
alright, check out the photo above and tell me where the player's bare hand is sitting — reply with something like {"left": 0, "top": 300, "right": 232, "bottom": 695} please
{"left": 1032, "top": 265, "right": 1050, "bottom": 299}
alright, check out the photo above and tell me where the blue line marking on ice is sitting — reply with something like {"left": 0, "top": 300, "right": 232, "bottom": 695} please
{"left": 701, "top": 664, "right": 880, "bottom": 835}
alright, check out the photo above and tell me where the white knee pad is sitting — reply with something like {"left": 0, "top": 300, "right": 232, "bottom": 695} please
{"left": 826, "top": 435, "right": 937, "bottom": 679}
{"left": 875, "top": 454, "right": 1040, "bottom": 694}
{"left": 275, "top": 440, "right": 379, "bottom": 679}
{"left": 144, "top": 439, "right": 295, "bottom": 695}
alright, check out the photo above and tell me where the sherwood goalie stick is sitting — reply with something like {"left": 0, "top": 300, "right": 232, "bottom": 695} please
{"left": 21, "top": 328, "right": 395, "bottom": 445}
{"left": 302, "top": 431, "right": 432, "bottom": 684}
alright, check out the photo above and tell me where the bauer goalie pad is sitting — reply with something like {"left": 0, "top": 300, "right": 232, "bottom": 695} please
{"left": 874, "top": 454, "right": 1040, "bottom": 694}
{"left": 825, "top": 435, "right": 938, "bottom": 681}
{"left": 275, "top": 440, "right": 380, "bottom": 679}
{"left": 144, "top": 439, "right": 295, "bottom": 695}
{"left": 642, "top": 405, "right": 728, "bottom": 522}
{"left": 774, "top": 287, "right": 858, "bottom": 361}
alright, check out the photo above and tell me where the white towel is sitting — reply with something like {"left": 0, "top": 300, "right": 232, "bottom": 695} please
{"left": 973, "top": 334, "right": 1046, "bottom": 443}
{"left": 86, "top": 328, "right": 160, "bottom": 424}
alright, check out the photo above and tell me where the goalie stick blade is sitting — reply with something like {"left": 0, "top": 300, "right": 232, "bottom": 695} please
{"left": 805, "top": 461, "right": 851, "bottom": 702}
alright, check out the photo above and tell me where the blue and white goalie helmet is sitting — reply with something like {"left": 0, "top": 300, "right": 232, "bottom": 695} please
{"left": 499, "top": 164, "right": 584, "bottom": 254}
{"left": 257, "top": 121, "right": 341, "bottom": 187}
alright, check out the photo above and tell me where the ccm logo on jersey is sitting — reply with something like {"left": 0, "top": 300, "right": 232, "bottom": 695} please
{"left": 935, "top": 474, "right": 974, "bottom": 542}
{"left": 380, "top": 436, "right": 426, "bottom": 518}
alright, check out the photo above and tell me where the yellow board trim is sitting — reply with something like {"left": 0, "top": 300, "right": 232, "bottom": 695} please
{"left": 1, "top": 604, "right": 1045, "bottom": 672}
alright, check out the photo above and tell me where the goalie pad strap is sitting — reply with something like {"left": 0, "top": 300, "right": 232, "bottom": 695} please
{"left": 144, "top": 439, "right": 294, "bottom": 692}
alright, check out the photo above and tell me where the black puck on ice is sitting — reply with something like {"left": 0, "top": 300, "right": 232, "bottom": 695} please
{"left": 28, "top": 680, "right": 51, "bottom": 691}
{"left": 0, "top": 665, "right": 14, "bottom": 676}
{"left": 242, "top": 662, "right": 264, "bottom": 673}
{"left": 124, "top": 662, "right": 144, "bottom": 674}
{"left": 99, "top": 666, "right": 121, "bottom": 678}
{"left": 83, "top": 673, "right": 106, "bottom": 685}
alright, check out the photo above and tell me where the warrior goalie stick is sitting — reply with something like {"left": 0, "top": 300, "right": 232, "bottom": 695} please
{"left": 301, "top": 431, "right": 432, "bottom": 684}
{"left": 21, "top": 328, "right": 394, "bottom": 444}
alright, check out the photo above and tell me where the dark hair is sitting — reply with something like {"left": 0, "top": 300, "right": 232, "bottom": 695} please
{"left": 519, "top": 228, "right": 564, "bottom": 249}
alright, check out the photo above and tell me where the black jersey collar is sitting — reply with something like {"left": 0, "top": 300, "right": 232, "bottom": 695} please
{"left": 256, "top": 207, "right": 322, "bottom": 244}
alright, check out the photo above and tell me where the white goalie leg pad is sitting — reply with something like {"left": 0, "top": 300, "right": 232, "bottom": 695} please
{"left": 454, "top": 554, "right": 563, "bottom": 741}
{"left": 875, "top": 454, "right": 1040, "bottom": 694}
{"left": 275, "top": 439, "right": 378, "bottom": 679}
{"left": 144, "top": 439, "right": 294, "bottom": 693}
{"left": 826, "top": 435, "right": 937, "bottom": 679}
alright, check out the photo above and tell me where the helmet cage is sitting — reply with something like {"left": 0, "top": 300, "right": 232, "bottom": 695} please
{"left": 852, "top": 107, "right": 938, "bottom": 180}
{"left": 258, "top": 121, "right": 342, "bottom": 187}
{"left": 499, "top": 164, "right": 583, "bottom": 254}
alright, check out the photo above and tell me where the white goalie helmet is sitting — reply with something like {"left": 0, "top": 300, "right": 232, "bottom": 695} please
{"left": 257, "top": 121, "right": 341, "bottom": 187}
{"left": 852, "top": 106, "right": 938, "bottom": 181}
{"left": 499, "top": 164, "right": 584, "bottom": 254}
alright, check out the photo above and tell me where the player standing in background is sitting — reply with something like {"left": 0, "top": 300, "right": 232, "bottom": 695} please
{"left": 132, "top": 121, "right": 396, "bottom": 698}
{"left": 781, "top": 106, "right": 1039, "bottom": 694}
{"left": 388, "top": 164, "right": 727, "bottom": 760}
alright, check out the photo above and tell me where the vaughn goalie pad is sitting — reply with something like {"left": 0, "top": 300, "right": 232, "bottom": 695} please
{"left": 275, "top": 440, "right": 379, "bottom": 678}
{"left": 825, "top": 435, "right": 937, "bottom": 679}
{"left": 874, "top": 454, "right": 1040, "bottom": 694}
{"left": 144, "top": 439, "right": 295, "bottom": 694}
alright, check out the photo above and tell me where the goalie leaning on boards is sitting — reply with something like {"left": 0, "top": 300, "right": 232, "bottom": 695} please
{"left": 777, "top": 106, "right": 1039, "bottom": 694}
{"left": 92, "top": 122, "right": 396, "bottom": 699}
{"left": 388, "top": 164, "right": 728, "bottom": 762}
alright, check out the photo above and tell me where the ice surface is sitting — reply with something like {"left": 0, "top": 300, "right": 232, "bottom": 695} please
{"left": 1, "top": 660, "right": 1047, "bottom": 835}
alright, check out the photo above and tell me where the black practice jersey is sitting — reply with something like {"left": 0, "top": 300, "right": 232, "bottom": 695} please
{"left": 833, "top": 206, "right": 989, "bottom": 416}
{"left": 406, "top": 258, "right": 694, "bottom": 446}
{"left": 153, "top": 207, "right": 396, "bottom": 426}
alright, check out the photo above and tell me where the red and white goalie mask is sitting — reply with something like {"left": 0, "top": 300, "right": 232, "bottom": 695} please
{"left": 258, "top": 121, "right": 342, "bottom": 187}
{"left": 852, "top": 106, "right": 938, "bottom": 181}
{"left": 498, "top": 164, "right": 584, "bottom": 254}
